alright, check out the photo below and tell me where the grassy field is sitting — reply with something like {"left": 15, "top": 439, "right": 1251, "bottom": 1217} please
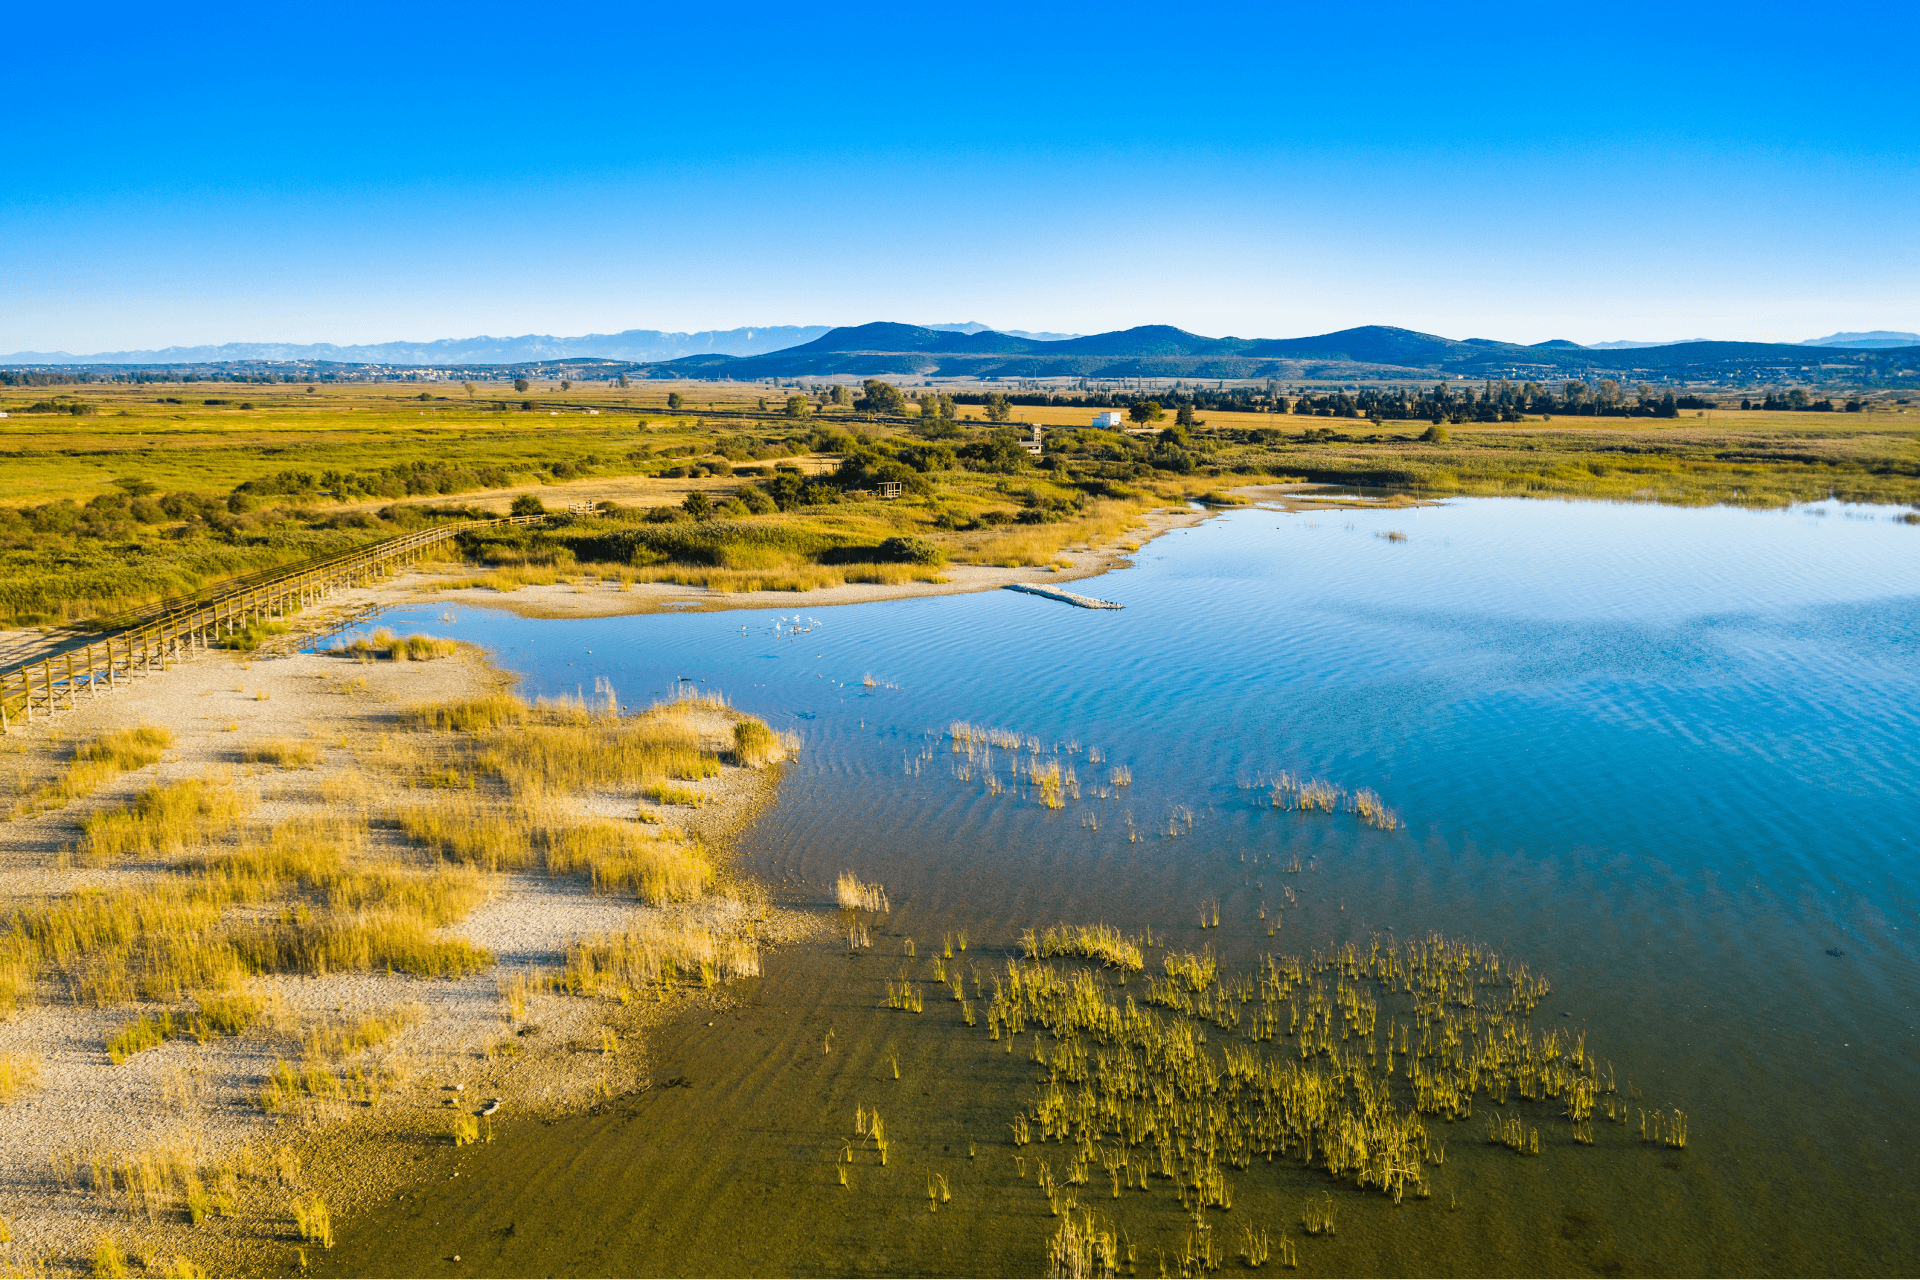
{"left": 1, "top": 378, "right": 1915, "bottom": 625}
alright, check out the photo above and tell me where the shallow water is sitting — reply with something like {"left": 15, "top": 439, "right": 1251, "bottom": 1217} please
{"left": 321, "top": 497, "right": 1919, "bottom": 1277}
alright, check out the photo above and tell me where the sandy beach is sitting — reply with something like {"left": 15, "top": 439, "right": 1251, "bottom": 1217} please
{"left": 0, "top": 626, "right": 814, "bottom": 1275}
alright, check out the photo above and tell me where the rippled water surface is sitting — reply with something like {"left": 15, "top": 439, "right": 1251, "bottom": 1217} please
{"left": 324, "top": 498, "right": 1919, "bottom": 1277}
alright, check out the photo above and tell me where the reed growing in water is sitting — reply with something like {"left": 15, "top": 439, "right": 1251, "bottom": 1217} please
{"left": 836, "top": 873, "right": 889, "bottom": 913}
{"left": 327, "top": 630, "right": 458, "bottom": 662}
{"left": 1023, "top": 923, "right": 1145, "bottom": 973}
{"left": 979, "top": 927, "right": 1680, "bottom": 1267}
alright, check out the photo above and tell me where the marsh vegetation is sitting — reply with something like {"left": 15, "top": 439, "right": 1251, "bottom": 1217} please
{"left": 6, "top": 378, "right": 1909, "bottom": 625}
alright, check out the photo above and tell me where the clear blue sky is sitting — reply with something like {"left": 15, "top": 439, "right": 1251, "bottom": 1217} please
{"left": 5, "top": 0, "right": 1914, "bottom": 353}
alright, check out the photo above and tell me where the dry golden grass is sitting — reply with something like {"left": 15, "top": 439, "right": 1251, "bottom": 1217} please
{"left": 561, "top": 924, "right": 760, "bottom": 997}
{"left": 241, "top": 738, "right": 322, "bottom": 769}
{"left": 836, "top": 873, "right": 889, "bottom": 913}
{"left": 731, "top": 720, "right": 783, "bottom": 767}
{"left": 394, "top": 793, "right": 533, "bottom": 871}
{"left": 543, "top": 821, "right": 711, "bottom": 904}
{"left": 12, "top": 725, "right": 173, "bottom": 816}
{"left": 302, "top": 1003, "right": 421, "bottom": 1062}
{"left": 481, "top": 706, "right": 720, "bottom": 797}
{"left": 0, "top": 1051, "right": 44, "bottom": 1101}
{"left": 78, "top": 776, "right": 252, "bottom": 865}
{"left": 952, "top": 497, "right": 1159, "bottom": 567}
{"left": 1024, "top": 922, "right": 1145, "bottom": 972}
{"left": 327, "top": 630, "right": 459, "bottom": 662}
{"left": 406, "top": 694, "right": 527, "bottom": 733}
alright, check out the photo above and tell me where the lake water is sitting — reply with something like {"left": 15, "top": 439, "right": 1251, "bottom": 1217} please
{"left": 322, "top": 497, "right": 1919, "bottom": 1277}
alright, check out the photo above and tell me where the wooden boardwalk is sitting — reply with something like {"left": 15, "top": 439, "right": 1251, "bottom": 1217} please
{"left": 0, "top": 513, "right": 547, "bottom": 733}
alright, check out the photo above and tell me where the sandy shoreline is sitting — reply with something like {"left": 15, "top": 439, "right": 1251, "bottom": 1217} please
{"left": 0, "top": 626, "right": 815, "bottom": 1275}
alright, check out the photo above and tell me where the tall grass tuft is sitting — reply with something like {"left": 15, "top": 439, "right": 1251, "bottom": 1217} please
{"left": 328, "top": 630, "right": 458, "bottom": 661}
{"left": 395, "top": 794, "right": 533, "bottom": 871}
{"left": 407, "top": 695, "right": 528, "bottom": 733}
{"left": 78, "top": 777, "right": 251, "bottom": 864}
{"left": 291, "top": 1195, "right": 334, "bottom": 1249}
{"left": 731, "top": 719, "right": 784, "bottom": 767}
{"left": 241, "top": 738, "right": 322, "bottom": 769}
{"left": 482, "top": 712, "right": 719, "bottom": 797}
{"left": 15, "top": 726, "right": 173, "bottom": 816}
{"left": 0, "top": 1051, "right": 45, "bottom": 1101}
{"left": 562, "top": 925, "right": 760, "bottom": 996}
{"left": 543, "top": 821, "right": 712, "bottom": 904}
{"left": 836, "top": 873, "right": 889, "bottom": 913}
{"left": 107, "top": 1014, "right": 173, "bottom": 1064}
{"left": 1023, "top": 923, "right": 1145, "bottom": 972}
{"left": 303, "top": 1003, "right": 421, "bottom": 1061}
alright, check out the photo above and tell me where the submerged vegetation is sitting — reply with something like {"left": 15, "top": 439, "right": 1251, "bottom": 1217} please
{"left": 965, "top": 931, "right": 1680, "bottom": 1269}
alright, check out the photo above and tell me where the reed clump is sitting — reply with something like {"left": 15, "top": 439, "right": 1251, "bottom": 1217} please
{"left": 78, "top": 776, "right": 252, "bottom": 864}
{"left": 107, "top": 1013, "right": 173, "bottom": 1064}
{"left": 480, "top": 710, "right": 719, "bottom": 798}
{"left": 559, "top": 924, "right": 760, "bottom": 999}
{"left": 1251, "top": 771, "right": 1403, "bottom": 830}
{"left": 979, "top": 928, "right": 1675, "bottom": 1232}
{"left": 1024, "top": 923, "right": 1145, "bottom": 973}
{"left": 13, "top": 725, "right": 173, "bottom": 816}
{"left": 394, "top": 794, "right": 533, "bottom": 871}
{"left": 241, "top": 738, "right": 322, "bottom": 769}
{"left": 1045, "top": 1208, "right": 1121, "bottom": 1279}
{"left": 836, "top": 873, "right": 889, "bottom": 913}
{"left": 731, "top": 719, "right": 784, "bottom": 767}
{"left": 0, "top": 1051, "right": 44, "bottom": 1101}
{"left": 328, "top": 630, "right": 458, "bottom": 662}
{"left": 407, "top": 695, "right": 527, "bottom": 733}
{"left": 291, "top": 1195, "right": 334, "bottom": 1248}
{"left": 543, "top": 821, "right": 712, "bottom": 904}
{"left": 302, "top": 1003, "right": 421, "bottom": 1062}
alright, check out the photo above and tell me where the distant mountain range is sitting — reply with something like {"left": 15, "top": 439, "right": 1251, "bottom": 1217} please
{"left": 630, "top": 322, "right": 1920, "bottom": 382}
{"left": 3, "top": 322, "right": 1914, "bottom": 380}
{"left": 925, "top": 322, "right": 1082, "bottom": 341}
{"left": 1799, "top": 330, "right": 1920, "bottom": 348}
{"left": 1586, "top": 338, "right": 1720, "bottom": 349}
{"left": 0, "top": 326, "right": 834, "bottom": 367}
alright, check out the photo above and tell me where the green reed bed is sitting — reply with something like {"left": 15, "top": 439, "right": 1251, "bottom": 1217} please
{"left": 940, "top": 929, "right": 1688, "bottom": 1268}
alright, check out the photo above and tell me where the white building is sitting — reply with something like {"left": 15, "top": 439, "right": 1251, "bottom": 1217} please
{"left": 1092, "top": 410, "right": 1123, "bottom": 427}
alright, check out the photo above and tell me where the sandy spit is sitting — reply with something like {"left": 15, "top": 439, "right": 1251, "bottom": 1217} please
{"left": 0, "top": 632, "right": 817, "bottom": 1276}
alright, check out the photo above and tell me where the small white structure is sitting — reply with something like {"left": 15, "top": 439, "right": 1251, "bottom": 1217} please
{"left": 1024, "top": 424, "right": 1044, "bottom": 454}
{"left": 1092, "top": 411, "right": 1123, "bottom": 428}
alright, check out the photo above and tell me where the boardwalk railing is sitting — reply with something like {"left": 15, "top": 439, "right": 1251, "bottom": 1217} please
{"left": 0, "top": 513, "right": 547, "bottom": 733}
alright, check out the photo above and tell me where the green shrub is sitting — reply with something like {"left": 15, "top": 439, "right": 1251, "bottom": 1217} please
{"left": 877, "top": 535, "right": 944, "bottom": 565}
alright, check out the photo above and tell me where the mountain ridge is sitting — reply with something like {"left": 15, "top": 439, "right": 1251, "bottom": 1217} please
{"left": 0, "top": 326, "right": 834, "bottom": 367}
{"left": 637, "top": 323, "right": 1919, "bottom": 381}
